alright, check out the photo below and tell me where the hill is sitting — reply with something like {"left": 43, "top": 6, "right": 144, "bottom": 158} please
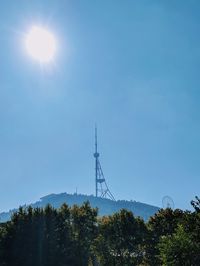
{"left": 0, "top": 193, "right": 159, "bottom": 222}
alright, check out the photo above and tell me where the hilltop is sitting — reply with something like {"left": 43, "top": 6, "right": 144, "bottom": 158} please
{"left": 0, "top": 193, "right": 159, "bottom": 222}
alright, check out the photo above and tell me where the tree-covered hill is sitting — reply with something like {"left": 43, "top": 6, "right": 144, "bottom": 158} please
{"left": 0, "top": 193, "right": 159, "bottom": 222}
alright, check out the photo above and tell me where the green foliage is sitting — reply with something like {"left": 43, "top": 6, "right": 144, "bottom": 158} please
{"left": 0, "top": 202, "right": 97, "bottom": 266}
{"left": 71, "top": 202, "right": 98, "bottom": 265}
{"left": 191, "top": 196, "right": 200, "bottom": 213}
{"left": 145, "top": 208, "right": 184, "bottom": 265}
{"left": 158, "top": 224, "right": 198, "bottom": 266}
{"left": 0, "top": 197, "right": 200, "bottom": 266}
{"left": 94, "top": 209, "right": 147, "bottom": 265}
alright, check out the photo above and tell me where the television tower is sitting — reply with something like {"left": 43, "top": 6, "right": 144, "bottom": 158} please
{"left": 93, "top": 126, "right": 115, "bottom": 201}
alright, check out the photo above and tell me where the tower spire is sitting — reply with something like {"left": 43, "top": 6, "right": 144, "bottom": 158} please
{"left": 93, "top": 126, "right": 115, "bottom": 201}
{"left": 95, "top": 125, "right": 98, "bottom": 156}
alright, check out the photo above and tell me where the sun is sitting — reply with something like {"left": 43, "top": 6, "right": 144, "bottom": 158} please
{"left": 25, "top": 26, "right": 57, "bottom": 63}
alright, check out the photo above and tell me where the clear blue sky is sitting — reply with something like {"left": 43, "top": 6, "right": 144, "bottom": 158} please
{"left": 0, "top": 0, "right": 200, "bottom": 211}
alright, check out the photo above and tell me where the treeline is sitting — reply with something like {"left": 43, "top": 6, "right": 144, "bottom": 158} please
{"left": 0, "top": 198, "right": 200, "bottom": 266}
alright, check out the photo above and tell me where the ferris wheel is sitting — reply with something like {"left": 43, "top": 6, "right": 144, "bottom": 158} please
{"left": 162, "top": 196, "right": 175, "bottom": 209}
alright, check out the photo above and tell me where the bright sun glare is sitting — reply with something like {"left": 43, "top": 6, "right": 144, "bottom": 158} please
{"left": 25, "top": 26, "right": 57, "bottom": 63}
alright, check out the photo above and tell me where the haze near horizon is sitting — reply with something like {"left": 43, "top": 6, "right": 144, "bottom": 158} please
{"left": 0, "top": 0, "right": 200, "bottom": 211}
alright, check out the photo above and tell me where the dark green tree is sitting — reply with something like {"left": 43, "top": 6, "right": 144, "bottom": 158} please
{"left": 191, "top": 196, "right": 200, "bottom": 213}
{"left": 158, "top": 224, "right": 198, "bottom": 266}
{"left": 94, "top": 209, "right": 147, "bottom": 266}
{"left": 71, "top": 201, "right": 98, "bottom": 266}
{"left": 145, "top": 208, "right": 184, "bottom": 265}
{"left": 0, "top": 204, "right": 77, "bottom": 266}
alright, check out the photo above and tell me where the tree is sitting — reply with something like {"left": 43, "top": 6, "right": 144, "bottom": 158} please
{"left": 0, "top": 204, "right": 77, "bottom": 266}
{"left": 145, "top": 208, "right": 184, "bottom": 265}
{"left": 191, "top": 196, "right": 200, "bottom": 213}
{"left": 94, "top": 209, "right": 147, "bottom": 266}
{"left": 56, "top": 203, "right": 75, "bottom": 265}
{"left": 71, "top": 201, "right": 98, "bottom": 266}
{"left": 158, "top": 224, "right": 198, "bottom": 266}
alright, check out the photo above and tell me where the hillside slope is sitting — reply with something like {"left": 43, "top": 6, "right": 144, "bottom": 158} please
{"left": 0, "top": 193, "right": 159, "bottom": 222}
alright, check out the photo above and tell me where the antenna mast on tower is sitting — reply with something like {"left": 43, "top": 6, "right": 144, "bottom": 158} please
{"left": 93, "top": 126, "right": 115, "bottom": 201}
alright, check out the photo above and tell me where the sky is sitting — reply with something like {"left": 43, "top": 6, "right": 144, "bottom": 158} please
{"left": 0, "top": 0, "right": 200, "bottom": 211}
